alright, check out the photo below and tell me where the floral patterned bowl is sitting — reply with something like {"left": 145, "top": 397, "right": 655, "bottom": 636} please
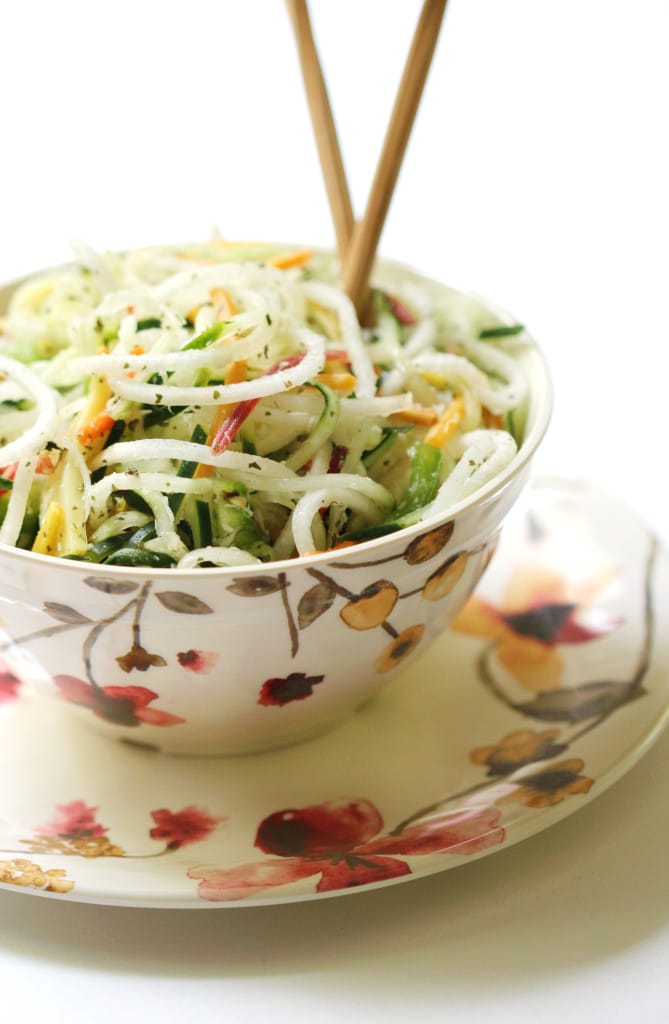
{"left": 0, "top": 271, "right": 552, "bottom": 756}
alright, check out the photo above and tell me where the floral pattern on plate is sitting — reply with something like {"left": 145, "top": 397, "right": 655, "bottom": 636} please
{"left": 0, "top": 478, "right": 666, "bottom": 907}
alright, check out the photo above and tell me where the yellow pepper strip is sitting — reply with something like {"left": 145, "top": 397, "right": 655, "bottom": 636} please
{"left": 211, "top": 287, "right": 237, "bottom": 320}
{"left": 194, "top": 359, "right": 249, "bottom": 480}
{"left": 269, "top": 248, "right": 312, "bottom": 270}
{"left": 392, "top": 405, "right": 439, "bottom": 427}
{"left": 78, "top": 374, "right": 112, "bottom": 429}
{"left": 75, "top": 375, "right": 114, "bottom": 461}
{"left": 420, "top": 370, "right": 449, "bottom": 389}
{"left": 314, "top": 371, "right": 357, "bottom": 392}
{"left": 32, "top": 501, "right": 64, "bottom": 556}
{"left": 425, "top": 396, "right": 467, "bottom": 448}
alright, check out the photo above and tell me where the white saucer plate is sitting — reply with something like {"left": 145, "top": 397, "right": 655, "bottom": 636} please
{"left": 0, "top": 477, "right": 666, "bottom": 908}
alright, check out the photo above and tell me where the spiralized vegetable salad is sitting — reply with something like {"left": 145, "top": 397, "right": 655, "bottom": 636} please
{"left": 0, "top": 241, "right": 529, "bottom": 569}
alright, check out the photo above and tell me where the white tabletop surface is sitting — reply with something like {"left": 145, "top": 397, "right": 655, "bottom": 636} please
{"left": 1, "top": 1, "right": 668, "bottom": 1021}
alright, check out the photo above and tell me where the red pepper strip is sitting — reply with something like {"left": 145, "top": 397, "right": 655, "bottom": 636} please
{"left": 319, "top": 445, "right": 349, "bottom": 520}
{"left": 384, "top": 291, "right": 416, "bottom": 326}
{"left": 324, "top": 348, "right": 351, "bottom": 364}
{"left": 211, "top": 353, "right": 306, "bottom": 455}
{"left": 0, "top": 461, "right": 18, "bottom": 497}
{"left": 327, "top": 444, "right": 348, "bottom": 473}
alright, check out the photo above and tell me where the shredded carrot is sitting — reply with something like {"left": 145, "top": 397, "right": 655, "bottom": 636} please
{"left": 76, "top": 412, "right": 116, "bottom": 449}
{"left": 194, "top": 359, "right": 249, "bottom": 479}
{"left": 32, "top": 501, "right": 64, "bottom": 556}
{"left": 425, "top": 396, "right": 467, "bottom": 448}
{"left": 482, "top": 407, "right": 504, "bottom": 429}
{"left": 129, "top": 344, "right": 144, "bottom": 356}
{"left": 392, "top": 405, "right": 439, "bottom": 427}
{"left": 186, "top": 287, "right": 238, "bottom": 330}
{"left": 302, "top": 539, "right": 358, "bottom": 557}
{"left": 315, "top": 371, "right": 356, "bottom": 392}
{"left": 269, "top": 248, "right": 312, "bottom": 270}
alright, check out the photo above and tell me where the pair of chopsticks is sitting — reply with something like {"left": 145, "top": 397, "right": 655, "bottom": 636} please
{"left": 285, "top": 0, "right": 448, "bottom": 319}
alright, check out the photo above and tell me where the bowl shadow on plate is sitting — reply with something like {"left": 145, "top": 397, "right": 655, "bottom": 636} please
{"left": 0, "top": 724, "right": 668, "bottom": 990}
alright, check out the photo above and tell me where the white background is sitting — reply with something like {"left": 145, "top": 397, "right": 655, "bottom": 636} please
{"left": 1, "top": 1, "right": 668, "bottom": 1021}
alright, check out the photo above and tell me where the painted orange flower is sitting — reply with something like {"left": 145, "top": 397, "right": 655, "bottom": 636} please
{"left": 116, "top": 644, "right": 167, "bottom": 673}
{"left": 497, "top": 758, "right": 594, "bottom": 809}
{"left": 421, "top": 553, "right": 468, "bottom": 601}
{"left": 470, "top": 729, "right": 567, "bottom": 777}
{"left": 452, "top": 563, "right": 618, "bottom": 693}
{"left": 374, "top": 624, "right": 425, "bottom": 673}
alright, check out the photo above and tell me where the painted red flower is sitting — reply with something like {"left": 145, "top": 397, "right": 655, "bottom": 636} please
{"left": 0, "top": 663, "right": 22, "bottom": 703}
{"left": 54, "top": 674, "right": 185, "bottom": 727}
{"left": 149, "top": 806, "right": 223, "bottom": 850}
{"left": 38, "top": 800, "right": 107, "bottom": 839}
{"left": 177, "top": 649, "right": 219, "bottom": 674}
{"left": 258, "top": 672, "right": 325, "bottom": 707}
{"left": 188, "top": 798, "right": 504, "bottom": 901}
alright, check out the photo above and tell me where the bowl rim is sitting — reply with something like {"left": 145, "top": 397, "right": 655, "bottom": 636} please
{"left": 0, "top": 253, "right": 553, "bottom": 578}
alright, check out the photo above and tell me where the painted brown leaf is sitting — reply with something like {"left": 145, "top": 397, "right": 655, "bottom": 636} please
{"left": 516, "top": 681, "right": 645, "bottom": 724}
{"left": 154, "top": 591, "right": 214, "bottom": 615}
{"left": 298, "top": 580, "right": 337, "bottom": 629}
{"left": 226, "top": 576, "right": 285, "bottom": 598}
{"left": 42, "top": 602, "right": 91, "bottom": 624}
{"left": 84, "top": 577, "right": 139, "bottom": 595}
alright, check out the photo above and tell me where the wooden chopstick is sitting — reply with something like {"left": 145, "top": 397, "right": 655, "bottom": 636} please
{"left": 342, "top": 0, "right": 449, "bottom": 318}
{"left": 285, "top": 0, "right": 355, "bottom": 261}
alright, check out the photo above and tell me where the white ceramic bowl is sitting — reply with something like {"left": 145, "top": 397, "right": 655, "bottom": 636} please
{"left": 0, "top": 261, "right": 552, "bottom": 755}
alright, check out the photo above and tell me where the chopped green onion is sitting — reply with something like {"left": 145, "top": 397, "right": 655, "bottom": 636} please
{"left": 182, "top": 321, "right": 226, "bottom": 351}
{"left": 478, "top": 324, "right": 524, "bottom": 340}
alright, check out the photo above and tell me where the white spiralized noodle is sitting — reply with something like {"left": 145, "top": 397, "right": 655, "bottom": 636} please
{"left": 291, "top": 487, "right": 381, "bottom": 556}
{"left": 0, "top": 356, "right": 58, "bottom": 465}
{"left": 338, "top": 393, "right": 413, "bottom": 423}
{"left": 413, "top": 347, "right": 523, "bottom": 415}
{"left": 178, "top": 546, "right": 262, "bottom": 569}
{"left": 1, "top": 246, "right": 531, "bottom": 564}
{"left": 377, "top": 320, "right": 437, "bottom": 397}
{"left": 89, "top": 469, "right": 393, "bottom": 519}
{"left": 56, "top": 435, "right": 93, "bottom": 519}
{"left": 428, "top": 430, "right": 518, "bottom": 514}
{"left": 92, "top": 439, "right": 295, "bottom": 476}
{"left": 144, "top": 530, "right": 188, "bottom": 561}
{"left": 301, "top": 281, "right": 377, "bottom": 398}
{"left": 0, "top": 459, "right": 35, "bottom": 545}
{"left": 141, "top": 490, "right": 175, "bottom": 537}
{"left": 68, "top": 331, "right": 247, "bottom": 375}
{"left": 404, "top": 318, "right": 437, "bottom": 357}
{"left": 106, "top": 326, "right": 325, "bottom": 406}
{"left": 459, "top": 338, "right": 528, "bottom": 413}
{"left": 69, "top": 239, "right": 115, "bottom": 293}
